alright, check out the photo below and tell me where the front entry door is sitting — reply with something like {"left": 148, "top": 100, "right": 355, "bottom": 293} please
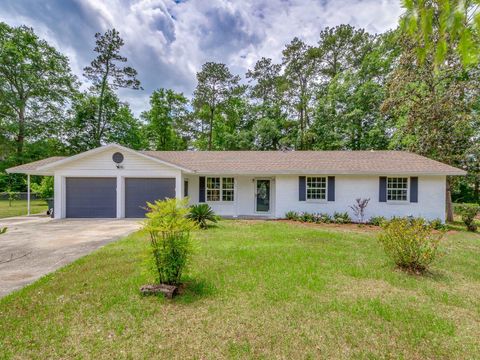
{"left": 255, "top": 179, "right": 271, "bottom": 213}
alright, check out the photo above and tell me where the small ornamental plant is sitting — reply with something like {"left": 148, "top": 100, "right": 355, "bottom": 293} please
{"left": 379, "top": 217, "right": 444, "bottom": 273}
{"left": 187, "top": 203, "right": 218, "bottom": 229}
{"left": 142, "top": 198, "right": 197, "bottom": 292}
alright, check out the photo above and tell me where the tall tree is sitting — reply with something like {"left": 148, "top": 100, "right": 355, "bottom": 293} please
{"left": 0, "top": 22, "right": 76, "bottom": 157}
{"left": 313, "top": 28, "right": 399, "bottom": 150}
{"left": 382, "top": 39, "right": 475, "bottom": 220}
{"left": 193, "top": 62, "right": 240, "bottom": 150}
{"left": 282, "top": 38, "right": 319, "bottom": 149}
{"left": 83, "top": 29, "right": 141, "bottom": 147}
{"left": 246, "top": 57, "right": 290, "bottom": 149}
{"left": 141, "top": 88, "right": 190, "bottom": 150}
{"left": 65, "top": 89, "right": 142, "bottom": 152}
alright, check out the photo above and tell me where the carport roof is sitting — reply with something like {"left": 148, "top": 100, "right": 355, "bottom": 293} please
{"left": 6, "top": 156, "right": 67, "bottom": 175}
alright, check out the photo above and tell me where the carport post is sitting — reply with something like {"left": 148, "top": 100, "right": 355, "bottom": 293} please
{"left": 27, "top": 174, "right": 31, "bottom": 216}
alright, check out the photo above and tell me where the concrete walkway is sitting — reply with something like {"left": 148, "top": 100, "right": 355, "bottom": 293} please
{"left": 0, "top": 216, "right": 140, "bottom": 298}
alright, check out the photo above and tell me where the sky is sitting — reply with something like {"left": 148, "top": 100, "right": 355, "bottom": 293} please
{"left": 0, "top": 0, "right": 403, "bottom": 115}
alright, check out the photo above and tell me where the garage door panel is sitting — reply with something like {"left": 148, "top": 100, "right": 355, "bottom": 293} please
{"left": 125, "top": 178, "right": 175, "bottom": 218}
{"left": 66, "top": 178, "right": 116, "bottom": 218}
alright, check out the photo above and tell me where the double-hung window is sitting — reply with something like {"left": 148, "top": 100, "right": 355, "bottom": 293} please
{"left": 206, "top": 177, "right": 235, "bottom": 202}
{"left": 306, "top": 176, "right": 327, "bottom": 201}
{"left": 387, "top": 177, "right": 408, "bottom": 202}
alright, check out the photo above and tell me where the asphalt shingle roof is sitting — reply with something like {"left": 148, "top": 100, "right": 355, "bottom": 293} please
{"left": 6, "top": 150, "right": 466, "bottom": 175}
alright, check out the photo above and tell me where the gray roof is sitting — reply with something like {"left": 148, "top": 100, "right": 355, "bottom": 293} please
{"left": 6, "top": 150, "right": 466, "bottom": 176}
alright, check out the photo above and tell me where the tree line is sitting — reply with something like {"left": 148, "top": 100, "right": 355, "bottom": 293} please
{"left": 0, "top": 5, "right": 479, "bottom": 210}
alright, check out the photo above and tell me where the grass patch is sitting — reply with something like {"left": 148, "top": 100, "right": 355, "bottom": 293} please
{"left": 0, "top": 199, "right": 48, "bottom": 218}
{"left": 0, "top": 220, "right": 479, "bottom": 358}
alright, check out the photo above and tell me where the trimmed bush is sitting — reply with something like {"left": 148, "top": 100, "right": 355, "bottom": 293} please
{"left": 369, "top": 216, "right": 387, "bottom": 226}
{"left": 379, "top": 217, "right": 443, "bottom": 273}
{"left": 316, "top": 213, "right": 333, "bottom": 224}
{"left": 300, "top": 212, "right": 315, "bottom": 223}
{"left": 455, "top": 203, "right": 480, "bottom": 232}
{"left": 188, "top": 203, "right": 218, "bottom": 229}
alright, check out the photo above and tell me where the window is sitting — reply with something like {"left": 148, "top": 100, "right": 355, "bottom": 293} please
{"left": 206, "top": 177, "right": 235, "bottom": 202}
{"left": 306, "top": 176, "right": 327, "bottom": 200}
{"left": 184, "top": 180, "right": 189, "bottom": 197}
{"left": 387, "top": 177, "right": 408, "bottom": 201}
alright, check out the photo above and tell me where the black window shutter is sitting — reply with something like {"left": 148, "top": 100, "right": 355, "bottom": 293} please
{"left": 327, "top": 176, "right": 335, "bottom": 201}
{"left": 184, "top": 180, "right": 189, "bottom": 197}
{"left": 410, "top": 177, "right": 418, "bottom": 203}
{"left": 199, "top": 177, "right": 205, "bottom": 203}
{"left": 299, "top": 176, "right": 306, "bottom": 201}
{"left": 379, "top": 177, "right": 387, "bottom": 202}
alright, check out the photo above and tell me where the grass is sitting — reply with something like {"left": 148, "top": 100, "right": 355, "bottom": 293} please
{"left": 1, "top": 220, "right": 479, "bottom": 359}
{"left": 0, "top": 199, "right": 48, "bottom": 218}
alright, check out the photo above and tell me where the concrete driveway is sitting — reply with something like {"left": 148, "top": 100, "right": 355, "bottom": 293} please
{"left": 0, "top": 216, "right": 140, "bottom": 298}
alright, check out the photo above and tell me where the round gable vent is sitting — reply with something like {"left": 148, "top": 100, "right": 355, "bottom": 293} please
{"left": 112, "top": 152, "right": 124, "bottom": 164}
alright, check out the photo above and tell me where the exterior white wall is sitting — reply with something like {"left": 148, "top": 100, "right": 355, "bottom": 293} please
{"left": 185, "top": 175, "right": 276, "bottom": 217}
{"left": 53, "top": 148, "right": 182, "bottom": 219}
{"left": 274, "top": 175, "right": 446, "bottom": 222}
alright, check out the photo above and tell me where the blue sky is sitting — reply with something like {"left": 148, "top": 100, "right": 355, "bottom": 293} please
{"left": 0, "top": 0, "right": 402, "bottom": 115}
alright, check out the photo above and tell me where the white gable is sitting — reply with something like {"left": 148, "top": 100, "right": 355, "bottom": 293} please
{"left": 55, "top": 147, "right": 177, "bottom": 171}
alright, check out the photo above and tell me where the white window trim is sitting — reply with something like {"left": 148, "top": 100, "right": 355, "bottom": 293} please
{"left": 386, "top": 176, "right": 410, "bottom": 204}
{"left": 305, "top": 176, "right": 328, "bottom": 203}
{"left": 205, "top": 176, "right": 235, "bottom": 203}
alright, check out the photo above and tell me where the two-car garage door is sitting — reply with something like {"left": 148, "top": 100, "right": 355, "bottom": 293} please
{"left": 65, "top": 177, "right": 175, "bottom": 218}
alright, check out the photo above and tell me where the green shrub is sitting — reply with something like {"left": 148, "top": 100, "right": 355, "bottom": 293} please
{"left": 187, "top": 203, "right": 217, "bottom": 229}
{"left": 429, "top": 218, "right": 446, "bottom": 231}
{"left": 455, "top": 203, "right": 480, "bottom": 232}
{"left": 285, "top": 211, "right": 299, "bottom": 220}
{"left": 369, "top": 216, "right": 386, "bottom": 226}
{"left": 379, "top": 217, "right": 443, "bottom": 273}
{"left": 0, "top": 227, "right": 6, "bottom": 235}
{"left": 316, "top": 213, "right": 333, "bottom": 223}
{"left": 333, "top": 212, "right": 351, "bottom": 224}
{"left": 142, "top": 198, "right": 197, "bottom": 285}
{"left": 300, "top": 212, "right": 315, "bottom": 223}
{"left": 31, "top": 176, "right": 54, "bottom": 199}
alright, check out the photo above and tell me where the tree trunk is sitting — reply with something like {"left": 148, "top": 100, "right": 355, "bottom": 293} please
{"left": 208, "top": 107, "right": 214, "bottom": 150}
{"left": 474, "top": 177, "right": 479, "bottom": 203}
{"left": 446, "top": 178, "right": 454, "bottom": 222}
{"left": 16, "top": 105, "right": 25, "bottom": 157}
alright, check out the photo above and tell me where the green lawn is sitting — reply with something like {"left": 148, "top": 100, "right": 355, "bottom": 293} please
{"left": 0, "top": 199, "right": 48, "bottom": 218}
{"left": 1, "top": 221, "right": 479, "bottom": 359}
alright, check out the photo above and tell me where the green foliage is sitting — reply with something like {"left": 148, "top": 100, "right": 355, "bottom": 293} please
{"left": 30, "top": 177, "right": 53, "bottom": 199}
{"left": 0, "top": 22, "right": 77, "bottom": 156}
{"left": 455, "top": 203, "right": 480, "bottom": 232}
{"left": 379, "top": 217, "right": 444, "bottom": 273}
{"left": 285, "top": 211, "right": 299, "bottom": 220}
{"left": 300, "top": 212, "right": 315, "bottom": 223}
{"left": 333, "top": 212, "right": 351, "bottom": 224}
{"left": 187, "top": 204, "right": 217, "bottom": 229}
{"left": 429, "top": 218, "right": 446, "bottom": 231}
{"left": 142, "top": 198, "right": 197, "bottom": 285}
{"left": 401, "top": 0, "right": 480, "bottom": 67}
{"left": 369, "top": 216, "right": 387, "bottom": 226}
{"left": 0, "top": 227, "right": 6, "bottom": 234}
{"left": 141, "top": 88, "right": 190, "bottom": 150}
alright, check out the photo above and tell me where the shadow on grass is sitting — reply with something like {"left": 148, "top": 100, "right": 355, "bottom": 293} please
{"left": 176, "top": 277, "right": 217, "bottom": 304}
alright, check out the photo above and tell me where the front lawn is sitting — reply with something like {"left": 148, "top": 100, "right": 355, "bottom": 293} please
{"left": 1, "top": 221, "right": 479, "bottom": 358}
{"left": 0, "top": 199, "right": 48, "bottom": 218}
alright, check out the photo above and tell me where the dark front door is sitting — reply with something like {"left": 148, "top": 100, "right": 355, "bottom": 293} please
{"left": 256, "top": 179, "right": 270, "bottom": 212}
{"left": 125, "top": 178, "right": 176, "bottom": 218}
{"left": 66, "top": 177, "right": 116, "bottom": 218}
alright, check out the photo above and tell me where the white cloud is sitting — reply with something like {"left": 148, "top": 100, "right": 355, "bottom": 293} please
{"left": 0, "top": 0, "right": 403, "bottom": 115}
